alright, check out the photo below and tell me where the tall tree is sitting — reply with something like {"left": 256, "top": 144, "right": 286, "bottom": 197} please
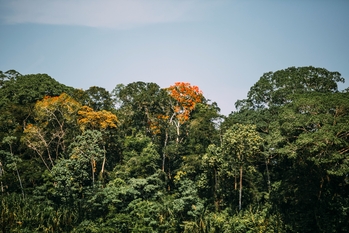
{"left": 22, "top": 93, "right": 81, "bottom": 171}
{"left": 221, "top": 124, "right": 263, "bottom": 210}
{"left": 0, "top": 72, "right": 76, "bottom": 180}
{"left": 79, "top": 86, "right": 114, "bottom": 111}
{"left": 78, "top": 106, "right": 118, "bottom": 131}
{"left": 113, "top": 82, "right": 169, "bottom": 137}
{"left": 235, "top": 66, "right": 344, "bottom": 111}
{"left": 158, "top": 82, "right": 204, "bottom": 179}
{"left": 165, "top": 82, "right": 203, "bottom": 143}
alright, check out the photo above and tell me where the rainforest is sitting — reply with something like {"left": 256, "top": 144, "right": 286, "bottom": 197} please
{"left": 1, "top": 66, "right": 348, "bottom": 232}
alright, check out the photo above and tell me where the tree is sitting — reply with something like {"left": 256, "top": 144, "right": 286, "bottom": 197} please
{"left": 113, "top": 82, "right": 172, "bottom": 174}
{"left": 51, "top": 130, "right": 105, "bottom": 206}
{"left": 78, "top": 86, "right": 114, "bottom": 111}
{"left": 0, "top": 72, "right": 74, "bottom": 108}
{"left": 78, "top": 106, "right": 118, "bottom": 131}
{"left": 236, "top": 66, "right": 344, "bottom": 111}
{"left": 0, "top": 69, "right": 21, "bottom": 79}
{"left": 0, "top": 73, "right": 77, "bottom": 195}
{"left": 201, "top": 144, "right": 223, "bottom": 211}
{"left": 221, "top": 124, "right": 263, "bottom": 210}
{"left": 22, "top": 93, "right": 81, "bottom": 171}
{"left": 179, "top": 102, "right": 222, "bottom": 183}
{"left": 113, "top": 82, "right": 169, "bottom": 137}
{"left": 158, "top": 82, "right": 204, "bottom": 179}
{"left": 69, "top": 130, "right": 105, "bottom": 186}
{"left": 0, "top": 71, "right": 75, "bottom": 160}
{"left": 77, "top": 106, "right": 118, "bottom": 177}
{"left": 165, "top": 82, "right": 203, "bottom": 143}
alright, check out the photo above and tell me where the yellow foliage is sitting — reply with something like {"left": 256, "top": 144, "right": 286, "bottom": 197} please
{"left": 35, "top": 93, "right": 81, "bottom": 123}
{"left": 174, "top": 170, "right": 187, "bottom": 182}
{"left": 78, "top": 106, "right": 118, "bottom": 131}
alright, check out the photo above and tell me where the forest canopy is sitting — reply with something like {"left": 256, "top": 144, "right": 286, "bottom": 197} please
{"left": 0, "top": 66, "right": 348, "bottom": 232}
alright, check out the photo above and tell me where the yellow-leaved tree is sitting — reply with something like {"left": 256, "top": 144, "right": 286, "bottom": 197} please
{"left": 22, "top": 93, "right": 81, "bottom": 171}
{"left": 77, "top": 106, "right": 118, "bottom": 176}
{"left": 77, "top": 106, "right": 118, "bottom": 131}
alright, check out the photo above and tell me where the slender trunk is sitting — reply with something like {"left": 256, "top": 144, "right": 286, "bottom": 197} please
{"left": 0, "top": 162, "right": 4, "bottom": 193}
{"left": 239, "top": 165, "right": 243, "bottom": 211}
{"left": 162, "top": 130, "right": 168, "bottom": 172}
{"left": 39, "top": 151, "right": 52, "bottom": 172}
{"left": 214, "top": 167, "right": 219, "bottom": 211}
{"left": 318, "top": 177, "right": 324, "bottom": 200}
{"left": 101, "top": 146, "right": 106, "bottom": 175}
{"left": 234, "top": 171, "right": 237, "bottom": 190}
{"left": 43, "top": 157, "right": 51, "bottom": 172}
{"left": 91, "top": 158, "right": 95, "bottom": 186}
{"left": 38, "top": 128, "right": 54, "bottom": 168}
{"left": 15, "top": 167, "right": 25, "bottom": 199}
{"left": 99, "top": 146, "right": 106, "bottom": 183}
{"left": 9, "top": 145, "right": 25, "bottom": 199}
{"left": 10, "top": 144, "right": 24, "bottom": 200}
{"left": 46, "top": 147, "right": 55, "bottom": 168}
{"left": 265, "top": 157, "right": 271, "bottom": 193}
{"left": 176, "top": 123, "right": 180, "bottom": 144}
{"left": 56, "top": 141, "right": 60, "bottom": 160}
{"left": 25, "top": 137, "right": 52, "bottom": 172}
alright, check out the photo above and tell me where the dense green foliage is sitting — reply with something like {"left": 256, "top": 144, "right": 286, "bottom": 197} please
{"left": 0, "top": 67, "right": 348, "bottom": 232}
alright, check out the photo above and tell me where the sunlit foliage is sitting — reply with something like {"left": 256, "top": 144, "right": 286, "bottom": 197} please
{"left": 166, "top": 82, "right": 203, "bottom": 123}
{"left": 78, "top": 106, "right": 118, "bottom": 131}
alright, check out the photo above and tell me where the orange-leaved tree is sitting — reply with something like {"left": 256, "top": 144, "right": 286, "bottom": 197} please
{"left": 159, "top": 82, "right": 203, "bottom": 172}
{"left": 165, "top": 82, "right": 203, "bottom": 142}
{"left": 167, "top": 82, "right": 203, "bottom": 124}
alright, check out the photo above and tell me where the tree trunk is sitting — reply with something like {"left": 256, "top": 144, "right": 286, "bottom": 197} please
{"left": 101, "top": 146, "right": 106, "bottom": 174}
{"left": 214, "top": 167, "right": 219, "bottom": 211}
{"left": 10, "top": 144, "right": 25, "bottom": 199}
{"left": 265, "top": 157, "right": 271, "bottom": 193}
{"left": 0, "top": 161, "right": 4, "bottom": 193}
{"left": 91, "top": 159, "right": 95, "bottom": 186}
{"left": 234, "top": 171, "right": 237, "bottom": 190}
{"left": 16, "top": 167, "right": 25, "bottom": 199}
{"left": 239, "top": 165, "right": 243, "bottom": 211}
{"left": 162, "top": 130, "right": 168, "bottom": 172}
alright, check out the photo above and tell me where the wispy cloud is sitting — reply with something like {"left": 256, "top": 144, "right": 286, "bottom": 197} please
{"left": 1, "top": 0, "right": 205, "bottom": 29}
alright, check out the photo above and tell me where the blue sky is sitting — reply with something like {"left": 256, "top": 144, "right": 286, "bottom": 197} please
{"left": 1, "top": 0, "right": 348, "bottom": 115}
